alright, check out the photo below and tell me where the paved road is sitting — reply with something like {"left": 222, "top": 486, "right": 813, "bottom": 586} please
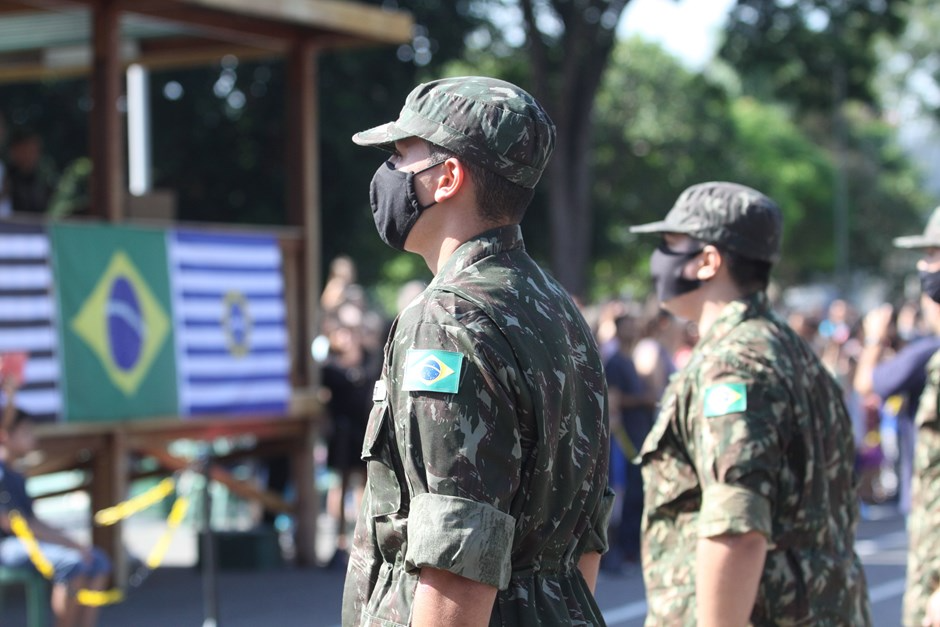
{"left": 1, "top": 505, "right": 910, "bottom": 626}
{"left": 594, "top": 504, "right": 908, "bottom": 626}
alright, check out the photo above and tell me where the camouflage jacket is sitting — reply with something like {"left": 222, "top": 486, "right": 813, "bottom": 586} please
{"left": 342, "top": 225, "right": 613, "bottom": 626}
{"left": 903, "top": 348, "right": 940, "bottom": 626}
{"left": 640, "top": 292, "right": 871, "bottom": 626}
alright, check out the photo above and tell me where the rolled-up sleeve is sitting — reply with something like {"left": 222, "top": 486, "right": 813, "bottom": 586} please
{"left": 699, "top": 483, "right": 772, "bottom": 540}
{"left": 690, "top": 363, "right": 782, "bottom": 541}
{"left": 396, "top": 314, "right": 524, "bottom": 587}
{"left": 406, "top": 493, "right": 515, "bottom": 589}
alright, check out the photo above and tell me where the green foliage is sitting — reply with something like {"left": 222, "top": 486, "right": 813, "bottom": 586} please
{"left": 47, "top": 156, "right": 92, "bottom": 219}
{"left": 727, "top": 98, "right": 834, "bottom": 283}
{"left": 876, "top": 0, "right": 940, "bottom": 120}
{"left": 590, "top": 36, "right": 928, "bottom": 301}
{"left": 591, "top": 37, "right": 737, "bottom": 299}
{"left": 720, "top": 0, "right": 911, "bottom": 113}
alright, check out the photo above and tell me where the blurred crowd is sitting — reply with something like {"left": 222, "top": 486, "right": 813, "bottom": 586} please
{"left": 313, "top": 252, "right": 930, "bottom": 576}
{"left": 313, "top": 256, "right": 423, "bottom": 569}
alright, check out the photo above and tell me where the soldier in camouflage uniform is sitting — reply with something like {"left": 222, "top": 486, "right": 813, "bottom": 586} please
{"left": 895, "top": 207, "right": 940, "bottom": 627}
{"left": 341, "top": 76, "right": 613, "bottom": 626}
{"left": 630, "top": 182, "right": 871, "bottom": 626}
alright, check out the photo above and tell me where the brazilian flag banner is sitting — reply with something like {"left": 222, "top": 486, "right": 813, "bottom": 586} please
{"left": 52, "top": 224, "right": 178, "bottom": 422}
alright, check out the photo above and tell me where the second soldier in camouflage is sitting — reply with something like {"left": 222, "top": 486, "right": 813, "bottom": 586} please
{"left": 631, "top": 182, "right": 871, "bottom": 626}
{"left": 894, "top": 206, "right": 940, "bottom": 627}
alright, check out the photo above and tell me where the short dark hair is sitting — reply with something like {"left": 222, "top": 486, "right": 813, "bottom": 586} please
{"left": 427, "top": 143, "right": 535, "bottom": 224}
{"left": 718, "top": 246, "right": 773, "bottom": 293}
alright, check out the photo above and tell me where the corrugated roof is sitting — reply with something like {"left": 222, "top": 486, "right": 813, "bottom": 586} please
{"left": 0, "top": 10, "right": 198, "bottom": 54}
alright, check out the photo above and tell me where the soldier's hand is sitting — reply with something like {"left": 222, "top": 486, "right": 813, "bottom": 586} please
{"left": 922, "top": 588, "right": 940, "bottom": 627}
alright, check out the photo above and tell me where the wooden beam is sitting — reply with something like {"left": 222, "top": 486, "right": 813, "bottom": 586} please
{"left": 134, "top": 40, "right": 277, "bottom": 71}
{"left": 284, "top": 44, "right": 321, "bottom": 565}
{"left": 285, "top": 41, "right": 320, "bottom": 390}
{"left": 289, "top": 407, "right": 319, "bottom": 565}
{"left": 1, "top": 0, "right": 86, "bottom": 11}
{"left": 91, "top": 430, "right": 129, "bottom": 586}
{"left": 139, "top": 447, "right": 295, "bottom": 515}
{"left": 89, "top": 0, "right": 124, "bottom": 222}
{"left": 0, "top": 1, "right": 45, "bottom": 14}
{"left": 118, "top": 0, "right": 300, "bottom": 51}
{"left": 174, "top": 0, "right": 413, "bottom": 46}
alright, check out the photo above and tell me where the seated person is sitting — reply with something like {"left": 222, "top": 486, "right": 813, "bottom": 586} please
{"left": 0, "top": 400, "right": 111, "bottom": 627}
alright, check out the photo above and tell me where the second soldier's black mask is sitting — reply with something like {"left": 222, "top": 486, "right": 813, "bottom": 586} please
{"left": 369, "top": 160, "right": 442, "bottom": 251}
{"left": 920, "top": 269, "right": 940, "bottom": 304}
{"left": 649, "top": 244, "right": 704, "bottom": 304}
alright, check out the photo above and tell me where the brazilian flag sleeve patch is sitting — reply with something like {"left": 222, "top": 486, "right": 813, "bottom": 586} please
{"left": 402, "top": 349, "right": 463, "bottom": 394}
{"left": 703, "top": 382, "right": 747, "bottom": 418}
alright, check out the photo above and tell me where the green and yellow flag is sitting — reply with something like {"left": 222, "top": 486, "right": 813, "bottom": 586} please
{"left": 52, "top": 224, "right": 178, "bottom": 422}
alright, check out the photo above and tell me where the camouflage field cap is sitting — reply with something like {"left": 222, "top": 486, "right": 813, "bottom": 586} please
{"left": 893, "top": 206, "right": 940, "bottom": 249}
{"left": 630, "top": 181, "right": 783, "bottom": 263}
{"left": 352, "top": 76, "right": 555, "bottom": 189}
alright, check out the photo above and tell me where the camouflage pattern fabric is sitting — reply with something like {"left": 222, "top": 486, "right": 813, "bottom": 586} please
{"left": 903, "top": 348, "right": 940, "bottom": 626}
{"left": 341, "top": 225, "right": 613, "bottom": 626}
{"left": 353, "top": 76, "right": 555, "bottom": 189}
{"left": 640, "top": 292, "right": 871, "bottom": 626}
{"left": 630, "top": 182, "right": 783, "bottom": 263}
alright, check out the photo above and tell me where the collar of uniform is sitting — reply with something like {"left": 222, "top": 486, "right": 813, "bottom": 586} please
{"left": 694, "top": 291, "right": 770, "bottom": 350}
{"left": 431, "top": 224, "right": 524, "bottom": 284}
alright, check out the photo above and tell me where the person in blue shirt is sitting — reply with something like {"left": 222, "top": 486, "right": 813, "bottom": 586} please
{"left": 603, "top": 311, "right": 657, "bottom": 569}
{"left": 854, "top": 300, "right": 940, "bottom": 514}
{"left": 0, "top": 393, "right": 111, "bottom": 627}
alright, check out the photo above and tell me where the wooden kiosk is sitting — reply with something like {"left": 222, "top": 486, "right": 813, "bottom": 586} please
{"left": 0, "top": 0, "right": 412, "bottom": 584}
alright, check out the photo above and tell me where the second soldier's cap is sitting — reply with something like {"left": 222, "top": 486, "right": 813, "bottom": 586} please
{"left": 352, "top": 76, "right": 555, "bottom": 189}
{"left": 630, "top": 181, "right": 783, "bottom": 263}
{"left": 893, "top": 206, "right": 940, "bottom": 249}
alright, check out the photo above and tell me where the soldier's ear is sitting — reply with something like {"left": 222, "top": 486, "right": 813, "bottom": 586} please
{"left": 695, "top": 245, "right": 721, "bottom": 281}
{"left": 431, "top": 157, "right": 465, "bottom": 204}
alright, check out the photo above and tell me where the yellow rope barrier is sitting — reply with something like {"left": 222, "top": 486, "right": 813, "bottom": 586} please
{"left": 8, "top": 510, "right": 54, "bottom": 578}
{"left": 94, "top": 478, "right": 176, "bottom": 526}
{"left": 145, "top": 496, "right": 189, "bottom": 569}
{"left": 76, "top": 588, "right": 125, "bottom": 606}
{"left": 7, "top": 476, "right": 187, "bottom": 607}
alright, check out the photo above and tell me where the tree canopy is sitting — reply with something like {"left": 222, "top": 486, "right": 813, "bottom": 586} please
{"left": 720, "top": 0, "right": 910, "bottom": 114}
{"left": 0, "top": 1, "right": 934, "bottom": 308}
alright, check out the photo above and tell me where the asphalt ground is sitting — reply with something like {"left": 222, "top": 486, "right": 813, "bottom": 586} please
{"left": 0, "top": 503, "right": 911, "bottom": 626}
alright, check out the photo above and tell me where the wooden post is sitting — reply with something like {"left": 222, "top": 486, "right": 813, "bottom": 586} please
{"left": 90, "top": 0, "right": 125, "bottom": 222}
{"left": 290, "top": 415, "right": 319, "bottom": 565}
{"left": 91, "top": 430, "right": 129, "bottom": 586}
{"left": 285, "top": 41, "right": 321, "bottom": 387}
{"left": 285, "top": 40, "right": 321, "bottom": 564}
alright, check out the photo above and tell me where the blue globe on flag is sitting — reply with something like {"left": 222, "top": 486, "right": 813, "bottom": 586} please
{"left": 422, "top": 358, "right": 442, "bottom": 382}
{"left": 107, "top": 276, "right": 143, "bottom": 372}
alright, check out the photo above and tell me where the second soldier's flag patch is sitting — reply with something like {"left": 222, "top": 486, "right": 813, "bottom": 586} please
{"left": 703, "top": 382, "right": 747, "bottom": 417}
{"left": 402, "top": 349, "right": 463, "bottom": 394}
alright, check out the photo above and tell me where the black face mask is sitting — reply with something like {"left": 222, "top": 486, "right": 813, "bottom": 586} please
{"left": 649, "top": 244, "right": 704, "bottom": 303}
{"left": 920, "top": 269, "right": 940, "bottom": 304}
{"left": 369, "top": 159, "right": 442, "bottom": 251}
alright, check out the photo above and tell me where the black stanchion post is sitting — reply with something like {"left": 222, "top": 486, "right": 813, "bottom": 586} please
{"left": 200, "top": 451, "right": 220, "bottom": 627}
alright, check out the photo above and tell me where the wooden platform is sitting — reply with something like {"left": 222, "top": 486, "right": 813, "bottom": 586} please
{"left": 32, "top": 397, "right": 323, "bottom": 586}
